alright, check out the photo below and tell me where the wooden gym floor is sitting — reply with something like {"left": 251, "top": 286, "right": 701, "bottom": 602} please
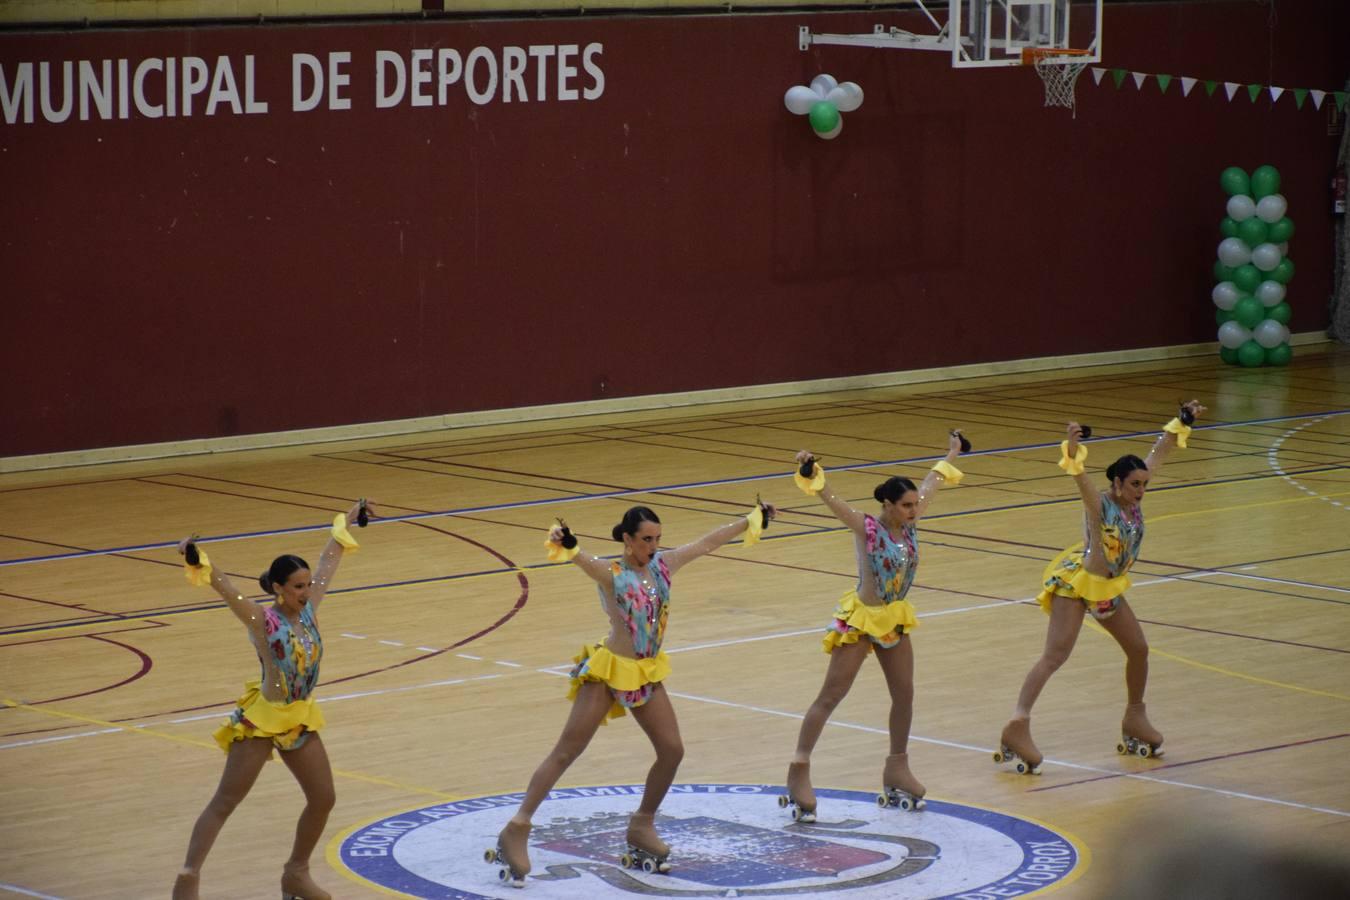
{"left": 2, "top": 350, "right": 1348, "bottom": 898}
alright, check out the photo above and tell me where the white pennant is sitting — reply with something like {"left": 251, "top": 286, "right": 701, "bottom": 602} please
{"left": 1091, "top": 67, "right": 1106, "bottom": 85}
{"left": 1180, "top": 77, "right": 1197, "bottom": 97}
{"left": 1131, "top": 72, "right": 1148, "bottom": 90}
{"left": 1269, "top": 86, "right": 1285, "bottom": 103}
{"left": 1224, "top": 82, "right": 1240, "bottom": 101}
{"left": 1311, "top": 89, "right": 1326, "bottom": 110}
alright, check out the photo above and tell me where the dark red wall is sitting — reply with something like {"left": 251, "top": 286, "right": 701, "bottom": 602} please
{"left": 2, "top": 2, "right": 1346, "bottom": 456}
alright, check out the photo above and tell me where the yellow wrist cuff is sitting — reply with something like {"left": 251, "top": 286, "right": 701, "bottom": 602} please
{"left": 1058, "top": 441, "right": 1088, "bottom": 476}
{"left": 794, "top": 463, "right": 826, "bottom": 495}
{"left": 931, "top": 460, "right": 964, "bottom": 484}
{"left": 184, "top": 549, "right": 213, "bottom": 586}
{"left": 544, "top": 538, "right": 581, "bottom": 563}
{"left": 331, "top": 514, "right": 360, "bottom": 551}
{"left": 1163, "top": 417, "right": 1192, "bottom": 449}
{"left": 742, "top": 508, "right": 765, "bottom": 547}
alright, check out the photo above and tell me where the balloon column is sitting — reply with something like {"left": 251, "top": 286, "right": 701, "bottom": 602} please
{"left": 784, "top": 74, "right": 864, "bottom": 140}
{"left": 1213, "top": 165, "right": 1294, "bottom": 367}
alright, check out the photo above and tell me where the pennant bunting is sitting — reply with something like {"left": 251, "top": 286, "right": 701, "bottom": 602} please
{"left": 1131, "top": 72, "right": 1148, "bottom": 90}
{"left": 1293, "top": 88, "right": 1308, "bottom": 109}
{"left": 1268, "top": 86, "right": 1284, "bottom": 104}
{"left": 1091, "top": 67, "right": 1106, "bottom": 85}
{"left": 1077, "top": 65, "right": 1342, "bottom": 116}
{"left": 1312, "top": 90, "right": 1326, "bottom": 110}
{"left": 1111, "top": 68, "right": 1127, "bottom": 88}
{"left": 1224, "top": 82, "right": 1240, "bottom": 101}
{"left": 1180, "top": 77, "right": 1197, "bottom": 97}
{"left": 1204, "top": 80, "right": 1218, "bottom": 97}
{"left": 1246, "top": 83, "right": 1262, "bottom": 102}
{"left": 1156, "top": 74, "right": 1173, "bottom": 94}
{"left": 1336, "top": 92, "right": 1349, "bottom": 112}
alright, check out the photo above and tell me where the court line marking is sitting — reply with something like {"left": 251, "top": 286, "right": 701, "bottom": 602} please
{"left": 3, "top": 409, "right": 1346, "bottom": 569}
{"left": 1268, "top": 415, "right": 1348, "bottom": 511}
{"left": 0, "top": 883, "right": 64, "bottom": 900}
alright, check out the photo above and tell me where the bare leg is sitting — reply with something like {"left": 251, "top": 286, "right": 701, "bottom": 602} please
{"left": 174, "top": 738, "right": 275, "bottom": 899}
{"left": 1013, "top": 596, "right": 1086, "bottom": 718}
{"left": 873, "top": 635, "right": 915, "bottom": 755}
{"left": 1099, "top": 599, "right": 1163, "bottom": 748}
{"left": 278, "top": 734, "right": 336, "bottom": 900}
{"left": 629, "top": 684, "right": 684, "bottom": 816}
{"left": 514, "top": 680, "right": 614, "bottom": 822}
{"left": 792, "top": 639, "right": 869, "bottom": 762}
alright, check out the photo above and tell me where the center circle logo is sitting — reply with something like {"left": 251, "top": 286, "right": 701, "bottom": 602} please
{"left": 336, "top": 783, "right": 1086, "bottom": 899}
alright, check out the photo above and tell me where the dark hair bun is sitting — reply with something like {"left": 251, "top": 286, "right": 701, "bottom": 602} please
{"left": 611, "top": 523, "right": 625, "bottom": 542}
{"left": 258, "top": 573, "right": 274, "bottom": 595}
{"left": 873, "top": 485, "right": 886, "bottom": 503}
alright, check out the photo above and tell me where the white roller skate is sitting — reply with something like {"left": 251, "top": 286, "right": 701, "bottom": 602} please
{"left": 484, "top": 819, "right": 531, "bottom": 887}
{"left": 620, "top": 811, "right": 671, "bottom": 874}
{"left": 777, "top": 760, "right": 818, "bottom": 823}
{"left": 994, "top": 717, "right": 1044, "bottom": 775}
{"left": 1118, "top": 701, "right": 1164, "bottom": 758}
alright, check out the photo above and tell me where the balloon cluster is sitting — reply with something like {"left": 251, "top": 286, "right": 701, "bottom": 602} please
{"left": 784, "top": 74, "right": 863, "bottom": 140}
{"left": 1213, "top": 165, "right": 1294, "bottom": 367}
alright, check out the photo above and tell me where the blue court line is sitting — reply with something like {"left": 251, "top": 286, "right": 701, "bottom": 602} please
{"left": 2, "top": 408, "right": 1345, "bottom": 570}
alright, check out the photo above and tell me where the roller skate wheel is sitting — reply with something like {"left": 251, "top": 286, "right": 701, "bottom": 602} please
{"left": 900, "top": 796, "right": 914, "bottom": 812}
{"left": 993, "top": 749, "right": 1006, "bottom": 763}
{"left": 484, "top": 848, "right": 498, "bottom": 864}
{"left": 791, "top": 805, "right": 803, "bottom": 821}
{"left": 915, "top": 797, "right": 927, "bottom": 811}
{"left": 620, "top": 853, "right": 635, "bottom": 869}
{"left": 497, "top": 868, "right": 511, "bottom": 883}
{"left": 642, "top": 858, "right": 657, "bottom": 874}
{"left": 1116, "top": 741, "right": 1128, "bottom": 755}
{"left": 777, "top": 794, "right": 789, "bottom": 809}
{"left": 1137, "top": 744, "right": 1151, "bottom": 758}
{"left": 876, "top": 792, "right": 890, "bottom": 808}
{"left": 1015, "top": 761, "right": 1028, "bottom": 775}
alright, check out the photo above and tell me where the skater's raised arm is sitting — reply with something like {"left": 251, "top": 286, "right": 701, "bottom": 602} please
{"left": 914, "top": 430, "right": 967, "bottom": 519}
{"left": 1060, "top": 422, "right": 1103, "bottom": 524}
{"left": 795, "top": 450, "right": 867, "bottom": 536}
{"left": 662, "top": 502, "right": 778, "bottom": 576}
{"left": 309, "top": 499, "right": 376, "bottom": 611}
{"left": 546, "top": 522, "right": 616, "bottom": 585}
{"left": 1143, "top": 400, "right": 1205, "bottom": 478}
{"left": 178, "top": 536, "right": 266, "bottom": 638}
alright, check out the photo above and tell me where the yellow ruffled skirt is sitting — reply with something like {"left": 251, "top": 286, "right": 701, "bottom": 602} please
{"left": 822, "top": 590, "right": 918, "bottom": 654}
{"left": 568, "top": 642, "right": 671, "bottom": 722}
{"left": 212, "top": 679, "right": 325, "bottom": 753}
{"left": 1036, "top": 549, "right": 1132, "bottom": 614}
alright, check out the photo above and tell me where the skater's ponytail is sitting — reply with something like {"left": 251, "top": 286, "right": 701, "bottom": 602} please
{"left": 1106, "top": 455, "right": 1148, "bottom": 484}
{"left": 259, "top": 554, "right": 310, "bottom": 595}
{"left": 873, "top": 476, "right": 918, "bottom": 505}
{"left": 612, "top": 506, "right": 661, "bottom": 542}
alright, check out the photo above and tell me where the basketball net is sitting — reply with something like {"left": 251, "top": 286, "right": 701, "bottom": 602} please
{"left": 1025, "top": 49, "right": 1091, "bottom": 118}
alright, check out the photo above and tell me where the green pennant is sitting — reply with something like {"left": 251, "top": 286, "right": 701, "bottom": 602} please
{"left": 1247, "top": 83, "right": 1262, "bottom": 102}
{"left": 1204, "top": 80, "right": 1218, "bottom": 97}
{"left": 1111, "top": 68, "right": 1127, "bottom": 89}
{"left": 1156, "top": 74, "right": 1173, "bottom": 94}
{"left": 1337, "top": 92, "right": 1349, "bottom": 112}
{"left": 1293, "top": 88, "right": 1309, "bottom": 109}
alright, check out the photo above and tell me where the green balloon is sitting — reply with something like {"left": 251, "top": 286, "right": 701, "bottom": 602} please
{"left": 808, "top": 101, "right": 840, "bottom": 134}
{"left": 1233, "top": 295, "right": 1264, "bottom": 328}
{"left": 1250, "top": 164, "right": 1281, "bottom": 200}
{"left": 1237, "top": 340, "right": 1266, "bottom": 368}
{"left": 1233, "top": 264, "right": 1262, "bottom": 293}
{"left": 1237, "top": 217, "right": 1268, "bottom": 246}
{"left": 1219, "top": 345, "right": 1240, "bottom": 365}
{"left": 1271, "top": 257, "right": 1295, "bottom": 284}
{"left": 1220, "top": 166, "right": 1250, "bottom": 196}
{"left": 1267, "top": 217, "right": 1295, "bottom": 243}
{"left": 1220, "top": 217, "right": 1239, "bottom": 238}
{"left": 1267, "top": 301, "right": 1292, "bottom": 325}
{"left": 1264, "top": 343, "right": 1292, "bottom": 366}
{"left": 1215, "top": 308, "right": 1235, "bottom": 325}
{"left": 1214, "top": 261, "right": 1237, "bottom": 282}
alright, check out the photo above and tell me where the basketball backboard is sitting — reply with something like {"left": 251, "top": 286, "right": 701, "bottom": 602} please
{"left": 800, "top": 0, "right": 1102, "bottom": 69}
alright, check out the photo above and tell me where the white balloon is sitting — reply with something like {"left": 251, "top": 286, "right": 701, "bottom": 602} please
{"left": 810, "top": 74, "right": 838, "bottom": 98}
{"left": 1226, "top": 194, "right": 1257, "bottom": 222}
{"left": 835, "top": 81, "right": 864, "bottom": 112}
{"left": 1211, "top": 281, "right": 1240, "bottom": 310}
{"left": 1256, "top": 193, "right": 1288, "bottom": 223}
{"left": 1280, "top": 324, "right": 1291, "bottom": 344}
{"left": 1255, "top": 280, "right": 1286, "bottom": 307}
{"left": 1253, "top": 319, "right": 1286, "bottom": 349}
{"left": 816, "top": 118, "right": 843, "bottom": 140}
{"left": 1218, "top": 321, "right": 1252, "bottom": 349}
{"left": 1217, "top": 237, "right": 1252, "bottom": 267}
{"left": 1250, "top": 242, "right": 1283, "bottom": 272}
{"left": 1278, "top": 241, "right": 1289, "bottom": 255}
{"left": 784, "top": 85, "right": 818, "bottom": 115}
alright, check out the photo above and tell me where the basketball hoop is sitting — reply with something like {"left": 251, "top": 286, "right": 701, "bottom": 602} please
{"left": 1023, "top": 48, "right": 1092, "bottom": 117}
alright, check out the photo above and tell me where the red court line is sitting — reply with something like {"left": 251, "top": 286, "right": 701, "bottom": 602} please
{"left": 1027, "top": 732, "right": 1350, "bottom": 793}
